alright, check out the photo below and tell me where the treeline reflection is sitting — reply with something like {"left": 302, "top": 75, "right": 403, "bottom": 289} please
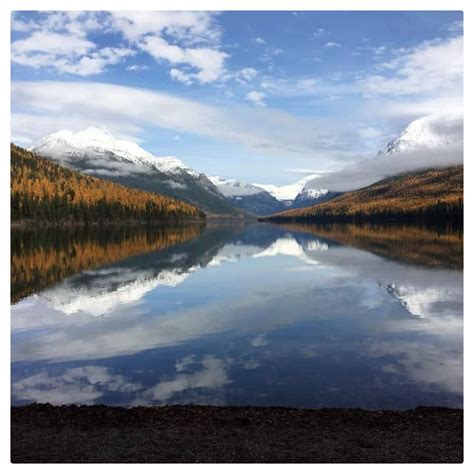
{"left": 280, "top": 223, "right": 463, "bottom": 270}
{"left": 11, "top": 224, "right": 204, "bottom": 303}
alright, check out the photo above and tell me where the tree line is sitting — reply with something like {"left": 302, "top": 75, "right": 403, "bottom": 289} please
{"left": 265, "top": 198, "right": 463, "bottom": 228}
{"left": 11, "top": 144, "right": 206, "bottom": 224}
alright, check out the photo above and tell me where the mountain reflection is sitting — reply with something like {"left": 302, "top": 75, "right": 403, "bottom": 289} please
{"left": 11, "top": 224, "right": 204, "bottom": 303}
{"left": 11, "top": 223, "right": 463, "bottom": 409}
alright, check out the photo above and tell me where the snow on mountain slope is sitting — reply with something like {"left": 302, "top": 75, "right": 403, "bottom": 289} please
{"left": 296, "top": 187, "right": 329, "bottom": 201}
{"left": 30, "top": 127, "right": 198, "bottom": 176}
{"left": 208, "top": 176, "right": 285, "bottom": 216}
{"left": 382, "top": 111, "right": 463, "bottom": 155}
{"left": 208, "top": 176, "right": 266, "bottom": 197}
{"left": 30, "top": 127, "right": 241, "bottom": 215}
{"left": 254, "top": 175, "right": 321, "bottom": 202}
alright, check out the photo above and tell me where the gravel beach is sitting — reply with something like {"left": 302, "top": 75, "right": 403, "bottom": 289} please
{"left": 11, "top": 404, "right": 463, "bottom": 463}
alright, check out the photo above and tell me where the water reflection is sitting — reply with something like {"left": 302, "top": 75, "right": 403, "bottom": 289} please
{"left": 11, "top": 223, "right": 463, "bottom": 409}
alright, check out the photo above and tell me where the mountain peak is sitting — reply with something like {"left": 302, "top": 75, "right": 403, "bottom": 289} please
{"left": 382, "top": 111, "right": 463, "bottom": 156}
{"left": 30, "top": 127, "right": 201, "bottom": 177}
{"left": 255, "top": 174, "right": 322, "bottom": 202}
{"left": 208, "top": 176, "right": 266, "bottom": 197}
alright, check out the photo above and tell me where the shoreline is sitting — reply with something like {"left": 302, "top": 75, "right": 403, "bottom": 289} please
{"left": 11, "top": 404, "right": 463, "bottom": 463}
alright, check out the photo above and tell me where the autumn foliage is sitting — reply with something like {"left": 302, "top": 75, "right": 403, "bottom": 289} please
{"left": 11, "top": 144, "right": 206, "bottom": 223}
{"left": 266, "top": 166, "right": 463, "bottom": 226}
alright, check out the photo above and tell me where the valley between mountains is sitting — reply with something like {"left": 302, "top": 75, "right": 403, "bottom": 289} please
{"left": 11, "top": 111, "right": 463, "bottom": 225}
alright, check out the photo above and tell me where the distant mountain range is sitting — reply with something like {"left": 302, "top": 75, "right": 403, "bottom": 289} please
{"left": 30, "top": 128, "right": 240, "bottom": 217}
{"left": 29, "top": 127, "right": 333, "bottom": 217}
{"left": 24, "top": 110, "right": 462, "bottom": 221}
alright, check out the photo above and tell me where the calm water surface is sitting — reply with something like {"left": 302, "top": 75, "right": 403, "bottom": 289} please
{"left": 11, "top": 223, "right": 463, "bottom": 409}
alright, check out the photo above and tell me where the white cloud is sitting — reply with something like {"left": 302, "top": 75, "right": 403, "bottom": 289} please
{"left": 109, "top": 11, "right": 221, "bottom": 45}
{"left": 325, "top": 42, "right": 341, "bottom": 48}
{"left": 238, "top": 67, "right": 257, "bottom": 82}
{"left": 170, "top": 67, "right": 193, "bottom": 85}
{"left": 127, "top": 64, "right": 149, "bottom": 71}
{"left": 139, "top": 31, "right": 227, "bottom": 84}
{"left": 444, "top": 19, "right": 463, "bottom": 35}
{"left": 359, "top": 127, "right": 383, "bottom": 140}
{"left": 246, "top": 90, "right": 266, "bottom": 107}
{"left": 12, "top": 80, "right": 362, "bottom": 161}
{"left": 11, "top": 13, "right": 134, "bottom": 76}
{"left": 305, "top": 111, "right": 463, "bottom": 192}
{"left": 255, "top": 37, "right": 266, "bottom": 45}
{"left": 12, "top": 31, "right": 94, "bottom": 55}
{"left": 360, "top": 36, "right": 462, "bottom": 97}
{"left": 110, "top": 11, "right": 228, "bottom": 84}
{"left": 11, "top": 11, "right": 227, "bottom": 82}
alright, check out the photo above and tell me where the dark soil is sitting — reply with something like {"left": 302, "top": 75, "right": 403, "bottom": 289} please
{"left": 11, "top": 404, "right": 463, "bottom": 463}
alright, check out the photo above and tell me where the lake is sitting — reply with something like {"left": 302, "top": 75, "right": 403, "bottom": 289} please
{"left": 11, "top": 222, "right": 463, "bottom": 409}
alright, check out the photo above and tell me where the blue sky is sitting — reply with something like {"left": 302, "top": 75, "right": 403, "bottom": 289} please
{"left": 11, "top": 11, "right": 463, "bottom": 185}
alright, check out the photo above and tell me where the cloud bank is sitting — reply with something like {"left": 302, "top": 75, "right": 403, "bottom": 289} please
{"left": 11, "top": 80, "right": 362, "bottom": 162}
{"left": 304, "top": 111, "right": 463, "bottom": 192}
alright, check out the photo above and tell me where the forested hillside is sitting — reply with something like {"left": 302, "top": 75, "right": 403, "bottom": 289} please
{"left": 11, "top": 144, "right": 205, "bottom": 224}
{"left": 265, "top": 166, "right": 463, "bottom": 226}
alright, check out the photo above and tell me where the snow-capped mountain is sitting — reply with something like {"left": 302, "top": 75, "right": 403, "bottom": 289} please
{"left": 255, "top": 175, "right": 336, "bottom": 210}
{"left": 208, "top": 176, "right": 267, "bottom": 197}
{"left": 256, "top": 175, "right": 329, "bottom": 204}
{"left": 30, "top": 127, "right": 239, "bottom": 216}
{"left": 255, "top": 175, "right": 318, "bottom": 204}
{"left": 208, "top": 176, "right": 285, "bottom": 216}
{"left": 381, "top": 111, "right": 463, "bottom": 155}
{"left": 208, "top": 173, "right": 336, "bottom": 216}
{"left": 29, "top": 126, "right": 337, "bottom": 218}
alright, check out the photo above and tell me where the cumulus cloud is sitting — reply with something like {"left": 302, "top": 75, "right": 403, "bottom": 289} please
{"left": 360, "top": 36, "right": 462, "bottom": 97}
{"left": 325, "top": 42, "right": 341, "bottom": 48}
{"left": 11, "top": 11, "right": 228, "bottom": 82}
{"left": 236, "top": 67, "right": 258, "bottom": 83}
{"left": 141, "top": 36, "right": 228, "bottom": 84}
{"left": 11, "top": 12, "right": 135, "bottom": 76}
{"left": 109, "top": 11, "right": 222, "bottom": 45}
{"left": 246, "top": 90, "right": 266, "bottom": 107}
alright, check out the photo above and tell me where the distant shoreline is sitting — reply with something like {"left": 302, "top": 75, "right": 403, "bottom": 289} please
{"left": 11, "top": 404, "right": 463, "bottom": 463}
{"left": 11, "top": 218, "right": 254, "bottom": 229}
{"left": 10, "top": 218, "right": 208, "bottom": 229}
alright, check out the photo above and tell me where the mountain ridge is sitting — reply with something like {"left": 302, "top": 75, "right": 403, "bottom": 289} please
{"left": 30, "top": 128, "right": 241, "bottom": 217}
